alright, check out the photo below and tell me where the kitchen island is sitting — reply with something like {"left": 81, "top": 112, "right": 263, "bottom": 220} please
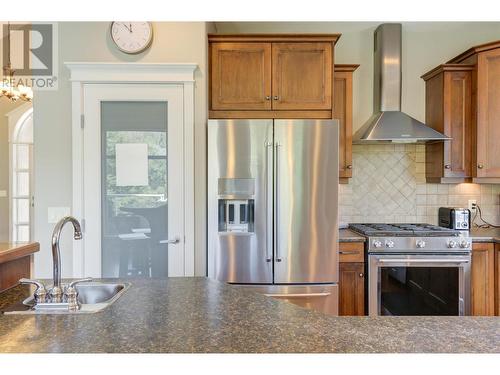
{"left": 0, "top": 278, "right": 498, "bottom": 353}
{"left": 0, "top": 242, "right": 39, "bottom": 292}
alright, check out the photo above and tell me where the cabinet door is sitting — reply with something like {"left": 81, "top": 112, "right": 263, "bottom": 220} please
{"left": 476, "top": 48, "right": 500, "bottom": 177}
{"left": 210, "top": 43, "right": 272, "bottom": 110}
{"left": 339, "top": 262, "right": 365, "bottom": 316}
{"left": 272, "top": 42, "right": 332, "bottom": 110}
{"left": 471, "top": 243, "right": 495, "bottom": 316}
{"left": 495, "top": 244, "right": 500, "bottom": 316}
{"left": 443, "top": 71, "right": 473, "bottom": 178}
{"left": 334, "top": 71, "right": 353, "bottom": 179}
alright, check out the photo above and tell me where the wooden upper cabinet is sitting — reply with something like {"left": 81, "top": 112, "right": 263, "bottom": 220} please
{"left": 334, "top": 65, "right": 358, "bottom": 181}
{"left": 210, "top": 42, "right": 272, "bottom": 110}
{"left": 208, "top": 34, "right": 340, "bottom": 118}
{"left": 272, "top": 42, "right": 332, "bottom": 110}
{"left": 476, "top": 48, "right": 500, "bottom": 178}
{"left": 421, "top": 65, "right": 473, "bottom": 183}
{"left": 446, "top": 40, "right": 500, "bottom": 182}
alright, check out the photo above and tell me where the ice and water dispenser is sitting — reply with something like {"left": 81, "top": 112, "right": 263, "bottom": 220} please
{"left": 217, "top": 178, "right": 255, "bottom": 233}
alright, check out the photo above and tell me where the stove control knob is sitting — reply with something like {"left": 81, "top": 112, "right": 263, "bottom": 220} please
{"left": 447, "top": 240, "right": 457, "bottom": 248}
{"left": 385, "top": 240, "right": 395, "bottom": 248}
{"left": 373, "top": 240, "right": 383, "bottom": 248}
{"left": 416, "top": 240, "right": 426, "bottom": 248}
{"left": 459, "top": 240, "right": 470, "bottom": 248}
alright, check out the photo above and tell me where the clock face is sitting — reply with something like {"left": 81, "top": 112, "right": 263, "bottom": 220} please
{"left": 110, "top": 22, "right": 153, "bottom": 54}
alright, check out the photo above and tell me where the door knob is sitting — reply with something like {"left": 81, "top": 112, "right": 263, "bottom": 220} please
{"left": 444, "top": 164, "right": 451, "bottom": 169}
{"left": 265, "top": 96, "right": 271, "bottom": 100}
{"left": 478, "top": 164, "right": 484, "bottom": 169}
{"left": 273, "top": 96, "right": 280, "bottom": 100}
{"left": 346, "top": 165, "right": 353, "bottom": 169}
{"left": 164, "top": 237, "right": 180, "bottom": 244}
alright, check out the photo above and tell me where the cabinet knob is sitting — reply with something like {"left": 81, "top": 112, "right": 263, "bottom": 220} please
{"left": 478, "top": 164, "right": 484, "bottom": 169}
{"left": 444, "top": 164, "right": 451, "bottom": 169}
{"left": 265, "top": 96, "right": 271, "bottom": 100}
{"left": 273, "top": 96, "right": 280, "bottom": 100}
{"left": 359, "top": 273, "right": 364, "bottom": 278}
{"left": 346, "top": 165, "right": 352, "bottom": 169}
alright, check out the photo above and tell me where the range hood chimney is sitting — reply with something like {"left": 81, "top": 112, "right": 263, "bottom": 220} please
{"left": 353, "top": 23, "right": 450, "bottom": 143}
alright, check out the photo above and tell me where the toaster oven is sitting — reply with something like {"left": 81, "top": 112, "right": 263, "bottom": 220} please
{"left": 438, "top": 207, "right": 470, "bottom": 230}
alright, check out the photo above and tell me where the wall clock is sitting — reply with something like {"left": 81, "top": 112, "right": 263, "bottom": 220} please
{"left": 110, "top": 22, "right": 154, "bottom": 54}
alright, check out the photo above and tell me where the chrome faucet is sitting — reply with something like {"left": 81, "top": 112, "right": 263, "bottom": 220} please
{"left": 50, "top": 216, "right": 82, "bottom": 301}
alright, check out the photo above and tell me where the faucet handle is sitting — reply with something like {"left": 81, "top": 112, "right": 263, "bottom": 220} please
{"left": 68, "top": 277, "right": 92, "bottom": 288}
{"left": 19, "top": 278, "right": 48, "bottom": 303}
{"left": 64, "top": 278, "right": 92, "bottom": 311}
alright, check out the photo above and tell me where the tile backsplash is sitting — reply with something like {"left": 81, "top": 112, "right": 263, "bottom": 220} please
{"left": 339, "top": 144, "right": 500, "bottom": 225}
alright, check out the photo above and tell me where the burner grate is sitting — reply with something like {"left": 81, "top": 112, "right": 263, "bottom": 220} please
{"left": 348, "top": 223, "right": 460, "bottom": 237}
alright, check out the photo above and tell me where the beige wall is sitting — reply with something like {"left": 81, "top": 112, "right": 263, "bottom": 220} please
{"left": 33, "top": 22, "right": 213, "bottom": 278}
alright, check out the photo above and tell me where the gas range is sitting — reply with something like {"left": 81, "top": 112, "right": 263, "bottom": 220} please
{"left": 349, "top": 223, "right": 471, "bottom": 253}
{"left": 352, "top": 223, "right": 473, "bottom": 315}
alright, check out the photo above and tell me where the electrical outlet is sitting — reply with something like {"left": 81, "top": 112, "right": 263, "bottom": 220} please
{"left": 468, "top": 200, "right": 477, "bottom": 211}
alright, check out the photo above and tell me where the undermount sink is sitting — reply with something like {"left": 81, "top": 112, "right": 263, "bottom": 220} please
{"left": 73, "top": 283, "right": 127, "bottom": 305}
{"left": 3, "top": 282, "right": 130, "bottom": 315}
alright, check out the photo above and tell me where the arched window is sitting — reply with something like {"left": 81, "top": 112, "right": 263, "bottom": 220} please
{"left": 10, "top": 107, "right": 33, "bottom": 242}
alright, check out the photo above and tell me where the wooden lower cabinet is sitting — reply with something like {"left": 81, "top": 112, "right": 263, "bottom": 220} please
{"left": 0, "top": 256, "right": 31, "bottom": 292}
{"left": 495, "top": 243, "right": 500, "bottom": 316}
{"left": 471, "top": 242, "right": 495, "bottom": 316}
{"left": 339, "top": 242, "right": 365, "bottom": 316}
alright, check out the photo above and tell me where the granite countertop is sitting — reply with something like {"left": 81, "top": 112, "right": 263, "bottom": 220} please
{"left": 470, "top": 227, "right": 500, "bottom": 243}
{"left": 339, "top": 229, "right": 366, "bottom": 242}
{"left": 0, "top": 278, "right": 498, "bottom": 353}
{"left": 0, "top": 242, "right": 39, "bottom": 264}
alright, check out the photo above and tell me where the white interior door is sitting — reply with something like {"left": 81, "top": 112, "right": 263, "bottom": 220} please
{"left": 81, "top": 83, "right": 185, "bottom": 277}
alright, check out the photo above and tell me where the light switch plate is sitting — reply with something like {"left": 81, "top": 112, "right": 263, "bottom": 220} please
{"left": 48, "top": 207, "right": 71, "bottom": 223}
{"left": 0, "top": 190, "right": 7, "bottom": 197}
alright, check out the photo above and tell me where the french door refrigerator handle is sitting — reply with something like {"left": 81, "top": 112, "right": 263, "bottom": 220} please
{"left": 265, "top": 140, "right": 273, "bottom": 262}
{"left": 275, "top": 141, "right": 282, "bottom": 262}
{"left": 263, "top": 292, "right": 331, "bottom": 298}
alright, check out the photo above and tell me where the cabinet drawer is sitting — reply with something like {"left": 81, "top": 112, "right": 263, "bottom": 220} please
{"left": 339, "top": 242, "right": 365, "bottom": 263}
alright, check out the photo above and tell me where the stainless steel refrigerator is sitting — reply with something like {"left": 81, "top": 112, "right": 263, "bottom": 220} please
{"left": 208, "top": 119, "right": 339, "bottom": 315}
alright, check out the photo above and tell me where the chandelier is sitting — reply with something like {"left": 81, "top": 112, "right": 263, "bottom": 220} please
{"left": 1, "top": 22, "right": 33, "bottom": 102}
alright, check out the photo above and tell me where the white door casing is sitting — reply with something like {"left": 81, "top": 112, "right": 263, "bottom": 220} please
{"left": 66, "top": 63, "right": 197, "bottom": 278}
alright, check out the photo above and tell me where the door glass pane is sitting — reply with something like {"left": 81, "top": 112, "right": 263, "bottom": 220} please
{"left": 380, "top": 267, "right": 459, "bottom": 315}
{"left": 16, "top": 198, "right": 30, "bottom": 223}
{"left": 16, "top": 144, "right": 30, "bottom": 170}
{"left": 16, "top": 172, "right": 30, "bottom": 196}
{"left": 17, "top": 225, "right": 30, "bottom": 242}
{"left": 101, "top": 101, "right": 168, "bottom": 278}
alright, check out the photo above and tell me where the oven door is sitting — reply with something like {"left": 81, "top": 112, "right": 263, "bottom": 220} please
{"left": 368, "top": 253, "right": 471, "bottom": 316}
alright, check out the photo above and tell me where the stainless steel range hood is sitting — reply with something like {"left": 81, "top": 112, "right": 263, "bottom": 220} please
{"left": 354, "top": 23, "right": 450, "bottom": 144}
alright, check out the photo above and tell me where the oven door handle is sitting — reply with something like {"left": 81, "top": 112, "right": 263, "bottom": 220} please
{"left": 377, "top": 258, "right": 469, "bottom": 264}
